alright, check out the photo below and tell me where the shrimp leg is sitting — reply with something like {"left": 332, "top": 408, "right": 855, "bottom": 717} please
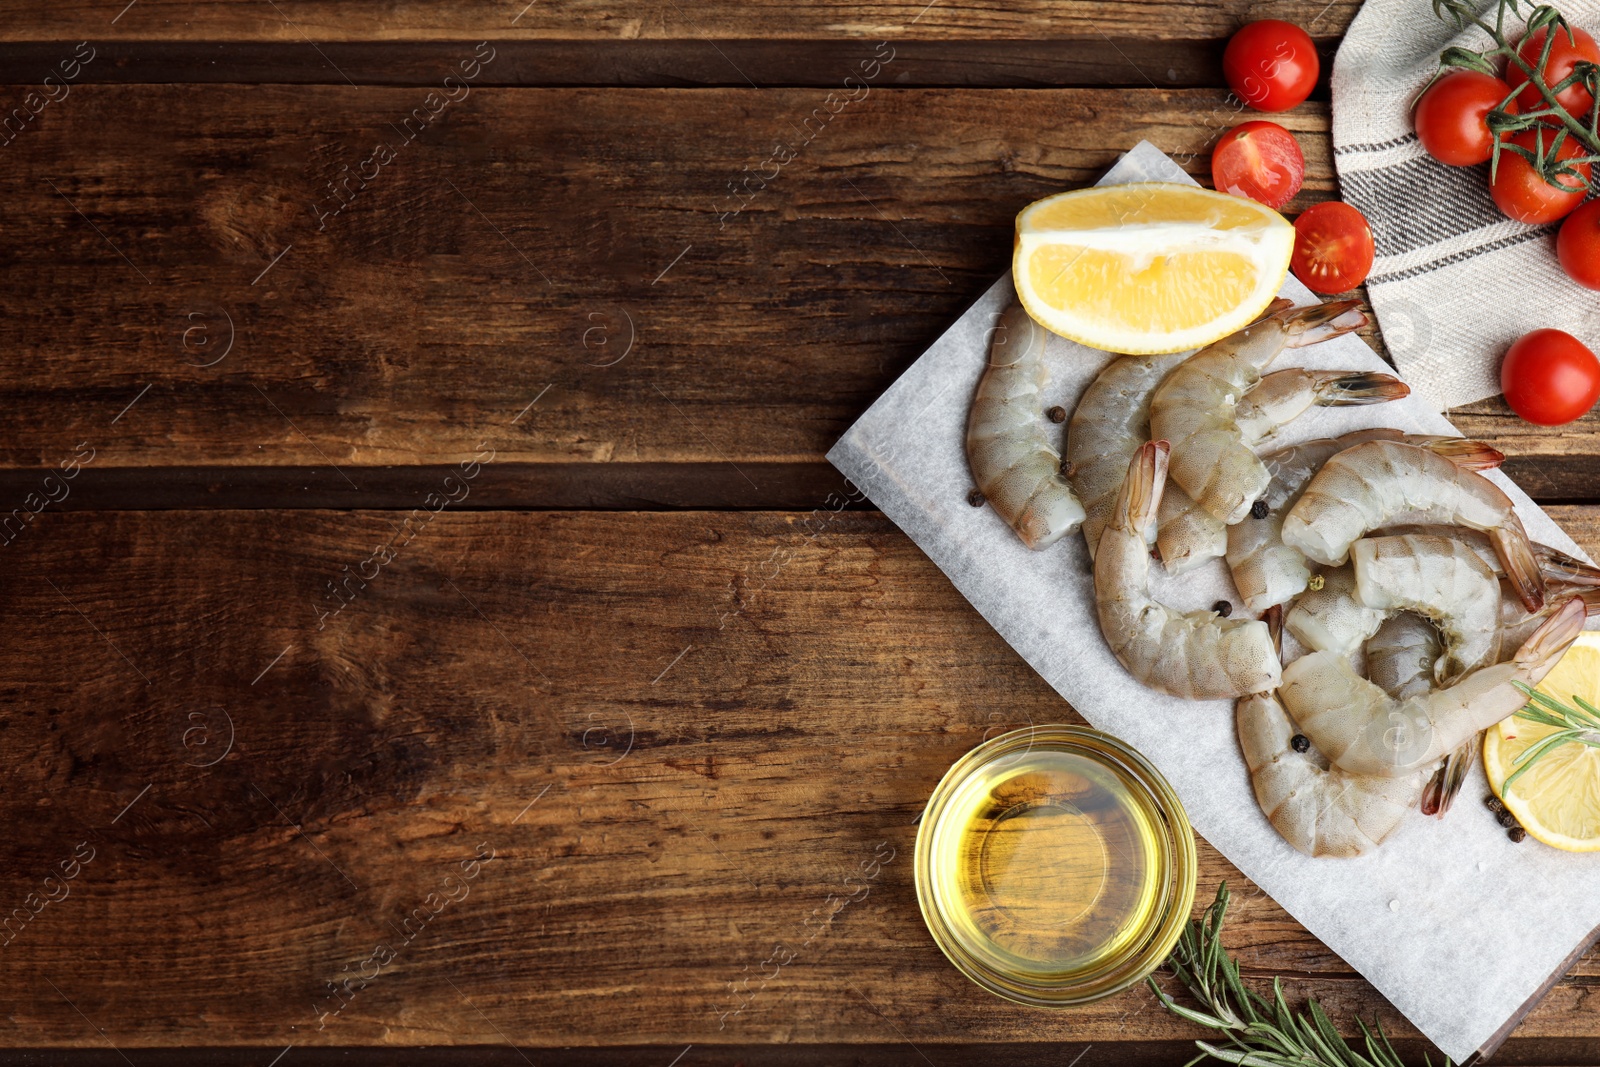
{"left": 966, "top": 302, "right": 1085, "bottom": 549}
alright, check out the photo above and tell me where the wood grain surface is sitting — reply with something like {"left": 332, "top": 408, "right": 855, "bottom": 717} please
{"left": 3, "top": 507, "right": 1600, "bottom": 1062}
{"left": 0, "top": 0, "right": 1362, "bottom": 42}
{"left": 6, "top": 0, "right": 1600, "bottom": 1060}
{"left": 2, "top": 84, "right": 1595, "bottom": 507}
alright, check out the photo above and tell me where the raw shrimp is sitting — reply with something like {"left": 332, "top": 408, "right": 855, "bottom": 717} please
{"left": 1364, "top": 613, "right": 1481, "bottom": 818}
{"left": 1148, "top": 300, "right": 1392, "bottom": 525}
{"left": 1228, "top": 433, "right": 1504, "bottom": 613}
{"left": 1067, "top": 351, "right": 1189, "bottom": 558}
{"left": 1351, "top": 533, "right": 1504, "bottom": 817}
{"left": 1380, "top": 524, "right": 1600, "bottom": 589}
{"left": 1094, "top": 441, "right": 1280, "bottom": 699}
{"left": 1281, "top": 596, "right": 1586, "bottom": 777}
{"left": 1235, "top": 368, "right": 1411, "bottom": 447}
{"left": 1280, "top": 440, "right": 1546, "bottom": 611}
{"left": 1238, "top": 690, "right": 1423, "bottom": 857}
{"left": 1155, "top": 484, "right": 1229, "bottom": 575}
{"left": 1067, "top": 299, "right": 1292, "bottom": 552}
{"left": 1238, "top": 606, "right": 1423, "bottom": 857}
{"left": 966, "top": 301, "right": 1085, "bottom": 549}
{"left": 1351, "top": 534, "right": 1503, "bottom": 680}
{"left": 1284, "top": 566, "right": 1386, "bottom": 657}
{"left": 1157, "top": 367, "right": 1411, "bottom": 572}
{"left": 1285, "top": 535, "right": 1503, "bottom": 679}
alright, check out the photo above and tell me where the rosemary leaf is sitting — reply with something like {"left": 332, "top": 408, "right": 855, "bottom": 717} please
{"left": 1151, "top": 883, "right": 1449, "bottom": 1067}
{"left": 1503, "top": 683, "right": 1600, "bottom": 791}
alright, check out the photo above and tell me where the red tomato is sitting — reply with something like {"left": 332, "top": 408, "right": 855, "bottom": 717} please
{"left": 1558, "top": 200, "right": 1600, "bottom": 290}
{"left": 1514, "top": 25, "right": 1600, "bottom": 117}
{"left": 1489, "top": 129, "right": 1591, "bottom": 224}
{"left": 1211, "top": 121, "right": 1306, "bottom": 208}
{"left": 1501, "top": 329, "right": 1600, "bottom": 425}
{"left": 1224, "top": 21, "right": 1321, "bottom": 112}
{"left": 1291, "top": 202, "right": 1375, "bottom": 294}
{"left": 1414, "top": 71, "right": 1518, "bottom": 165}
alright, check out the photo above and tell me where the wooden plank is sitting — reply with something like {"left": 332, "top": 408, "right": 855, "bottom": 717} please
{"left": 1, "top": 507, "right": 1597, "bottom": 1050}
{"left": 1, "top": 85, "right": 1594, "bottom": 506}
{"left": 0, "top": 39, "right": 1274, "bottom": 89}
{"left": 0, "top": 1, "right": 1361, "bottom": 43}
{"left": 0, "top": 86, "right": 1324, "bottom": 477}
{"left": 0, "top": 462, "right": 861, "bottom": 511}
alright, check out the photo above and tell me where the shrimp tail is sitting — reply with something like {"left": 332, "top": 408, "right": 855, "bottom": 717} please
{"left": 1307, "top": 371, "right": 1410, "bottom": 406}
{"left": 1516, "top": 595, "right": 1587, "bottom": 671}
{"left": 1113, "top": 440, "right": 1169, "bottom": 537}
{"left": 1538, "top": 546, "right": 1600, "bottom": 588}
{"left": 1263, "top": 603, "right": 1283, "bottom": 649}
{"left": 1421, "top": 739, "right": 1477, "bottom": 816}
{"left": 1281, "top": 299, "right": 1367, "bottom": 347}
{"left": 1493, "top": 522, "right": 1547, "bottom": 613}
{"left": 1410, "top": 437, "right": 1506, "bottom": 471}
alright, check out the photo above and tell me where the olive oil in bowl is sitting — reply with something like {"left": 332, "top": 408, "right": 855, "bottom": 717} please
{"left": 915, "top": 725, "right": 1196, "bottom": 1005}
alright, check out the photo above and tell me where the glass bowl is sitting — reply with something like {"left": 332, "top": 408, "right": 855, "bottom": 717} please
{"left": 914, "top": 724, "right": 1197, "bottom": 1006}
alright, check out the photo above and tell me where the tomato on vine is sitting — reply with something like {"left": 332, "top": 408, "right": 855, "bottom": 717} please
{"left": 1414, "top": 70, "right": 1518, "bottom": 165}
{"left": 1211, "top": 121, "right": 1305, "bottom": 208}
{"left": 1291, "top": 202, "right": 1375, "bottom": 294}
{"left": 1513, "top": 24, "right": 1600, "bottom": 117}
{"left": 1489, "top": 129, "right": 1591, "bottom": 224}
{"left": 1501, "top": 329, "right": 1600, "bottom": 425}
{"left": 1224, "top": 21, "right": 1320, "bottom": 112}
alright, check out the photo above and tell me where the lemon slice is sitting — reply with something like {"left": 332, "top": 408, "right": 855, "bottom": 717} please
{"left": 1013, "top": 183, "right": 1295, "bottom": 354}
{"left": 1484, "top": 633, "right": 1600, "bottom": 851}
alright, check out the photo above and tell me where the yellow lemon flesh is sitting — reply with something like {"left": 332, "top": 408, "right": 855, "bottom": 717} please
{"left": 1013, "top": 184, "right": 1295, "bottom": 355}
{"left": 1484, "top": 633, "right": 1600, "bottom": 851}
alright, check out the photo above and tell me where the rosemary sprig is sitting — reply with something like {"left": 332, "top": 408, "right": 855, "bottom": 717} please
{"left": 1148, "top": 883, "right": 1451, "bottom": 1067}
{"left": 1502, "top": 680, "right": 1600, "bottom": 791}
{"left": 1430, "top": 0, "right": 1600, "bottom": 193}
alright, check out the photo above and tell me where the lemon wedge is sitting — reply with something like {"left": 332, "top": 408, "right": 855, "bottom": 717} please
{"left": 1484, "top": 633, "right": 1600, "bottom": 851}
{"left": 1013, "top": 183, "right": 1295, "bottom": 354}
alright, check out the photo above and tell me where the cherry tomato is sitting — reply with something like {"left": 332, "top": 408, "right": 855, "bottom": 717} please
{"left": 1211, "top": 121, "right": 1306, "bottom": 208}
{"left": 1514, "top": 25, "right": 1600, "bottom": 117}
{"left": 1291, "top": 202, "right": 1375, "bottom": 294}
{"left": 1489, "top": 129, "right": 1591, "bottom": 224}
{"left": 1558, "top": 199, "right": 1600, "bottom": 290}
{"left": 1501, "top": 329, "right": 1600, "bottom": 425}
{"left": 1414, "top": 71, "right": 1518, "bottom": 165}
{"left": 1224, "top": 21, "right": 1321, "bottom": 112}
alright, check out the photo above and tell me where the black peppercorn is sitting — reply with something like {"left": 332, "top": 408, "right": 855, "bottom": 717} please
{"left": 967, "top": 488, "right": 985, "bottom": 508}
{"left": 1508, "top": 827, "right": 1527, "bottom": 843}
{"left": 1212, "top": 600, "right": 1233, "bottom": 617}
{"left": 1047, "top": 406, "right": 1067, "bottom": 424}
{"left": 1290, "top": 734, "right": 1310, "bottom": 753}
{"left": 1498, "top": 810, "right": 1518, "bottom": 829}
{"left": 1485, "top": 795, "right": 1505, "bottom": 814}
{"left": 1251, "top": 500, "right": 1269, "bottom": 519}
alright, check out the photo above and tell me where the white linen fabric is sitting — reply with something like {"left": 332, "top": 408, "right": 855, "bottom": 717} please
{"left": 1331, "top": 0, "right": 1600, "bottom": 410}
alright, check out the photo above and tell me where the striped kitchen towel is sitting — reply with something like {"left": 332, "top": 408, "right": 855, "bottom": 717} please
{"left": 1331, "top": 0, "right": 1600, "bottom": 411}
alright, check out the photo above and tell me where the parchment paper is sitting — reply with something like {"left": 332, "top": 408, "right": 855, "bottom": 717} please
{"left": 828, "top": 142, "right": 1599, "bottom": 1063}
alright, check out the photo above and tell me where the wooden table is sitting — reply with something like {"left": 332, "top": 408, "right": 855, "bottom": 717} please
{"left": 2, "top": 3, "right": 1599, "bottom": 1063}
